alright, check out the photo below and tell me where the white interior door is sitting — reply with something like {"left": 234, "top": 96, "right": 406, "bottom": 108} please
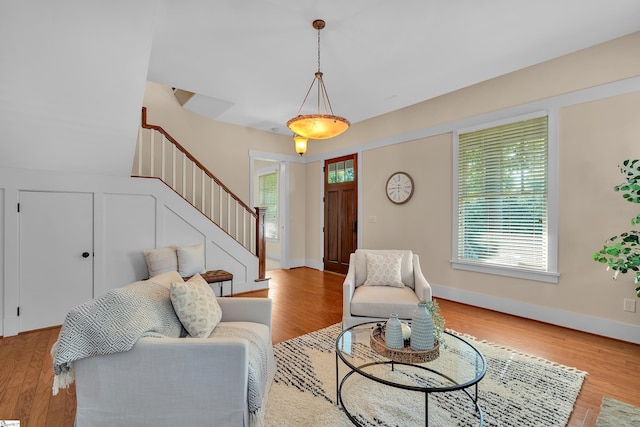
{"left": 18, "top": 191, "right": 94, "bottom": 331}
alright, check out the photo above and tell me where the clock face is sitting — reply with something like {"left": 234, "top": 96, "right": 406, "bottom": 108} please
{"left": 386, "top": 172, "right": 414, "bottom": 204}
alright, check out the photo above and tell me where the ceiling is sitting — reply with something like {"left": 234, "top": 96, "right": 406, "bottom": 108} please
{"left": 147, "top": 0, "right": 640, "bottom": 137}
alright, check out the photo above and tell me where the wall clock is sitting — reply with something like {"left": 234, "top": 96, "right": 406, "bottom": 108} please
{"left": 386, "top": 172, "right": 414, "bottom": 204}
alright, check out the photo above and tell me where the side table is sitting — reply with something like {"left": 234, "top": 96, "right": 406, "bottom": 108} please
{"left": 200, "top": 269, "right": 234, "bottom": 296}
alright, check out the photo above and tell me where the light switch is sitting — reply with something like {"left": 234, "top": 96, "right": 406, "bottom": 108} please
{"left": 368, "top": 215, "right": 377, "bottom": 223}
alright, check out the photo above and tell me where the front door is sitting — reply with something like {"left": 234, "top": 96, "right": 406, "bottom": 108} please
{"left": 324, "top": 154, "right": 357, "bottom": 274}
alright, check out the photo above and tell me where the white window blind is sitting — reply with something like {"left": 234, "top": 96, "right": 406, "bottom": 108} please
{"left": 456, "top": 115, "right": 548, "bottom": 272}
{"left": 259, "top": 171, "right": 278, "bottom": 240}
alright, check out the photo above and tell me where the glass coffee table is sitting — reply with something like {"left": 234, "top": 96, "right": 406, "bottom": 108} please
{"left": 336, "top": 322, "right": 486, "bottom": 426}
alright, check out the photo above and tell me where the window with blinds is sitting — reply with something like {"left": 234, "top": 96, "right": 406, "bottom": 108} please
{"left": 455, "top": 115, "right": 548, "bottom": 272}
{"left": 258, "top": 171, "right": 278, "bottom": 240}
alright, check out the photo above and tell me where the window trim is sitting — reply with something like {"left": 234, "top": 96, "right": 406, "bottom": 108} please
{"left": 451, "top": 110, "right": 560, "bottom": 283}
{"left": 258, "top": 166, "right": 279, "bottom": 242}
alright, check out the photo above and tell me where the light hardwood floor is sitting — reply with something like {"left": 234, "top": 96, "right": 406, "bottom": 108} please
{"left": 0, "top": 267, "right": 638, "bottom": 426}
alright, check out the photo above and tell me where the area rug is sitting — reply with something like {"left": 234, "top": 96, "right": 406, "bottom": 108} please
{"left": 264, "top": 323, "right": 587, "bottom": 426}
{"left": 596, "top": 396, "right": 640, "bottom": 426}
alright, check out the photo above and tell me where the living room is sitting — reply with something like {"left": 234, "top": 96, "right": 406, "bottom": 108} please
{"left": 1, "top": 2, "right": 640, "bottom": 426}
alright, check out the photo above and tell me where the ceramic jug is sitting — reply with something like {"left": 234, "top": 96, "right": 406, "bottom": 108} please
{"left": 410, "top": 301, "right": 434, "bottom": 351}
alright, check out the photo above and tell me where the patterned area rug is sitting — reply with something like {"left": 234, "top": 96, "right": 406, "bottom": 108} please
{"left": 596, "top": 397, "right": 640, "bottom": 426}
{"left": 264, "top": 323, "right": 587, "bottom": 426}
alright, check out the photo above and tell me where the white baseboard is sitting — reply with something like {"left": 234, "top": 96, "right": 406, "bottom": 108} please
{"left": 2, "top": 317, "right": 19, "bottom": 337}
{"left": 304, "top": 259, "right": 324, "bottom": 271}
{"left": 432, "top": 284, "right": 640, "bottom": 345}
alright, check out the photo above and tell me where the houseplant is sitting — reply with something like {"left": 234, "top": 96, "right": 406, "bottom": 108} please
{"left": 593, "top": 159, "right": 640, "bottom": 297}
{"left": 426, "top": 299, "right": 446, "bottom": 345}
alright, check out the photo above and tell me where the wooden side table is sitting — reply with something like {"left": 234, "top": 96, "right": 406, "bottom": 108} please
{"left": 200, "top": 269, "right": 233, "bottom": 297}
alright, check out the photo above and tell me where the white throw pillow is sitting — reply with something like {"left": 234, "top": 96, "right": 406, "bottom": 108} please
{"left": 170, "top": 274, "right": 222, "bottom": 338}
{"left": 143, "top": 246, "right": 178, "bottom": 278}
{"left": 176, "top": 243, "right": 206, "bottom": 277}
{"left": 363, "top": 253, "right": 405, "bottom": 288}
{"left": 147, "top": 270, "right": 183, "bottom": 289}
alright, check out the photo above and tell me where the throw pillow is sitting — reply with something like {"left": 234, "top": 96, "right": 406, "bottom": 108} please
{"left": 143, "top": 246, "right": 178, "bottom": 277}
{"left": 147, "top": 270, "right": 183, "bottom": 289}
{"left": 176, "top": 243, "right": 206, "bottom": 277}
{"left": 363, "top": 253, "right": 405, "bottom": 287}
{"left": 170, "top": 274, "right": 222, "bottom": 338}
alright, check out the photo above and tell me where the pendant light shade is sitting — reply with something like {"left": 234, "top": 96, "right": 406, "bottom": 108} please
{"left": 293, "top": 134, "right": 308, "bottom": 155}
{"left": 288, "top": 113, "right": 350, "bottom": 140}
{"left": 286, "top": 20, "right": 350, "bottom": 142}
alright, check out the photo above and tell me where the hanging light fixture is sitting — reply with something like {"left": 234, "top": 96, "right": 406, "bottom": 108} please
{"left": 293, "top": 134, "right": 308, "bottom": 156}
{"left": 287, "top": 19, "right": 350, "bottom": 141}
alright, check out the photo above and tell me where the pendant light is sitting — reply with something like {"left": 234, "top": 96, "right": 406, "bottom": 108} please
{"left": 293, "top": 134, "right": 308, "bottom": 156}
{"left": 287, "top": 19, "right": 350, "bottom": 143}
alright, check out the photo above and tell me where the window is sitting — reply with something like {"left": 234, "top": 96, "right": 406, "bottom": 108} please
{"left": 327, "top": 159, "right": 355, "bottom": 183}
{"left": 258, "top": 170, "right": 278, "bottom": 240}
{"left": 453, "top": 113, "right": 556, "bottom": 281}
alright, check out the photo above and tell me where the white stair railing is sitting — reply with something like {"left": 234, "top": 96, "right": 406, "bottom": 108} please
{"left": 132, "top": 108, "right": 267, "bottom": 279}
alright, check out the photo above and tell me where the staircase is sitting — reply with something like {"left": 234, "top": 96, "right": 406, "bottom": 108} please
{"left": 132, "top": 108, "right": 266, "bottom": 280}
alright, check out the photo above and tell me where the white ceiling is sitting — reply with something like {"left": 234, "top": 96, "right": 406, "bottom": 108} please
{"left": 147, "top": 0, "right": 640, "bottom": 136}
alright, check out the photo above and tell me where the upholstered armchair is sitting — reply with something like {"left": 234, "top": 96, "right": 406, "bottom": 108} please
{"left": 342, "top": 249, "right": 432, "bottom": 329}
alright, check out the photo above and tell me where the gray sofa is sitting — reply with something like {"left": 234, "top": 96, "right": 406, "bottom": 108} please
{"left": 73, "top": 296, "right": 275, "bottom": 426}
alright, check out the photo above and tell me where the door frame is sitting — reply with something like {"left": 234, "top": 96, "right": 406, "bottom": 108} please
{"left": 322, "top": 153, "right": 359, "bottom": 273}
{"left": 250, "top": 154, "right": 290, "bottom": 270}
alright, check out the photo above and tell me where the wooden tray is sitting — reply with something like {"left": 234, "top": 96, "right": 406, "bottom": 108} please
{"left": 370, "top": 324, "right": 439, "bottom": 363}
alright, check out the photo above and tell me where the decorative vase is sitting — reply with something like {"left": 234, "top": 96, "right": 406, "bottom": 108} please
{"left": 385, "top": 313, "right": 404, "bottom": 349}
{"left": 410, "top": 301, "right": 434, "bottom": 351}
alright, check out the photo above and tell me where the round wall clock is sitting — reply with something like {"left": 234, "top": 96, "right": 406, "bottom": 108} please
{"left": 386, "top": 172, "right": 414, "bottom": 204}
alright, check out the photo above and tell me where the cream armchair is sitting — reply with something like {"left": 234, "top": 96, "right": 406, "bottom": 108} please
{"left": 342, "top": 249, "right": 432, "bottom": 329}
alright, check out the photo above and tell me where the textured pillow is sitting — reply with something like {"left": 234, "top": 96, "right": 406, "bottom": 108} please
{"left": 170, "top": 274, "right": 222, "bottom": 338}
{"left": 143, "top": 246, "right": 178, "bottom": 277}
{"left": 363, "top": 253, "right": 405, "bottom": 287}
{"left": 147, "top": 270, "right": 183, "bottom": 289}
{"left": 177, "top": 243, "right": 206, "bottom": 277}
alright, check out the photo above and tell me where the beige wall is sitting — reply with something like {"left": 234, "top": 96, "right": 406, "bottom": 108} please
{"left": 288, "top": 161, "right": 307, "bottom": 265}
{"left": 305, "top": 160, "right": 323, "bottom": 264}
{"left": 143, "top": 83, "right": 293, "bottom": 202}
{"left": 306, "top": 32, "right": 640, "bottom": 331}
{"left": 143, "top": 32, "right": 640, "bottom": 336}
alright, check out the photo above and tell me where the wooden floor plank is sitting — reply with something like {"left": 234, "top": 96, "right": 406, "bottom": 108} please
{"left": 0, "top": 267, "right": 638, "bottom": 427}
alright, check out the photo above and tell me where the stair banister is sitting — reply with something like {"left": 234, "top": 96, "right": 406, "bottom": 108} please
{"left": 134, "top": 107, "right": 266, "bottom": 281}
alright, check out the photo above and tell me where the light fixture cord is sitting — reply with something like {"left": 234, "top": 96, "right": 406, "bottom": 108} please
{"left": 294, "top": 20, "right": 337, "bottom": 117}
{"left": 317, "top": 24, "right": 321, "bottom": 73}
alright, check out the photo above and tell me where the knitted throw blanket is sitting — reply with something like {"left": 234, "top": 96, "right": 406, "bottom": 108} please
{"left": 211, "top": 324, "right": 272, "bottom": 427}
{"left": 51, "top": 280, "right": 184, "bottom": 395}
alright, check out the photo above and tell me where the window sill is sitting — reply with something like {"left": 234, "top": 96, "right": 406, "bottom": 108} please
{"left": 450, "top": 260, "right": 560, "bottom": 284}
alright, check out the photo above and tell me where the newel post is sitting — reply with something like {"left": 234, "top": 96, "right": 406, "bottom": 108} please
{"left": 255, "top": 206, "right": 267, "bottom": 281}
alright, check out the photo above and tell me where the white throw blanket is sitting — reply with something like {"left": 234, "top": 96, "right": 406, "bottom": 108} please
{"left": 211, "top": 324, "right": 271, "bottom": 427}
{"left": 51, "top": 280, "right": 185, "bottom": 394}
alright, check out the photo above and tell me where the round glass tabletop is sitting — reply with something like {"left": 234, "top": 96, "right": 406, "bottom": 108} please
{"left": 336, "top": 321, "right": 486, "bottom": 393}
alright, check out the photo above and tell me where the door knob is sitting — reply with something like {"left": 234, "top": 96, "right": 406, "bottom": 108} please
{"left": 82, "top": 252, "right": 90, "bottom": 258}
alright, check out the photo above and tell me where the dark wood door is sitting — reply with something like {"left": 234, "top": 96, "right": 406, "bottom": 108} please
{"left": 324, "top": 154, "right": 357, "bottom": 274}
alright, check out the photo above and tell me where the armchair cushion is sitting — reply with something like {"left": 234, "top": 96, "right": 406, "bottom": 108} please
{"left": 350, "top": 285, "right": 420, "bottom": 319}
{"left": 170, "top": 274, "right": 222, "bottom": 337}
{"left": 354, "top": 249, "right": 415, "bottom": 288}
{"left": 363, "top": 252, "right": 404, "bottom": 287}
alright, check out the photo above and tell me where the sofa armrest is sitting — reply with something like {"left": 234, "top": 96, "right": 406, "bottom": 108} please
{"left": 217, "top": 297, "right": 272, "bottom": 330}
{"left": 75, "top": 337, "right": 250, "bottom": 426}
{"left": 343, "top": 253, "right": 357, "bottom": 317}
{"left": 413, "top": 254, "right": 432, "bottom": 301}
